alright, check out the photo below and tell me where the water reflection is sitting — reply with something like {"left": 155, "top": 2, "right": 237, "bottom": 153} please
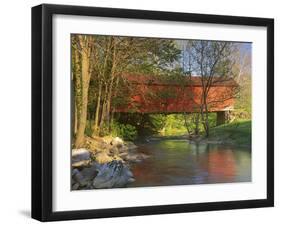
{"left": 128, "top": 139, "right": 251, "bottom": 188}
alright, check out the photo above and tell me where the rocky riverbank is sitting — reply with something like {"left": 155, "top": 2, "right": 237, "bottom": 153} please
{"left": 71, "top": 136, "right": 149, "bottom": 190}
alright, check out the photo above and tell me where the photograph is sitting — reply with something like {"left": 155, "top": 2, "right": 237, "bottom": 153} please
{"left": 71, "top": 34, "right": 252, "bottom": 190}
{"left": 30, "top": 3, "right": 274, "bottom": 221}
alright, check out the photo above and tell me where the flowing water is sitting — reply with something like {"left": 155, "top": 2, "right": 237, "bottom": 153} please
{"left": 128, "top": 137, "right": 251, "bottom": 188}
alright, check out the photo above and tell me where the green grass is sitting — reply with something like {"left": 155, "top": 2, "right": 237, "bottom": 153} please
{"left": 160, "top": 127, "right": 187, "bottom": 136}
{"left": 209, "top": 120, "right": 252, "bottom": 146}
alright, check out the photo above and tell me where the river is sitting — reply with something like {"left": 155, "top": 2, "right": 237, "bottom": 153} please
{"left": 128, "top": 137, "right": 251, "bottom": 188}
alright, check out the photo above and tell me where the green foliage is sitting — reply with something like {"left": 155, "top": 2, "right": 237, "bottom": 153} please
{"left": 126, "top": 38, "right": 181, "bottom": 75}
{"left": 111, "top": 121, "right": 138, "bottom": 141}
{"left": 161, "top": 114, "right": 186, "bottom": 136}
{"left": 149, "top": 114, "right": 167, "bottom": 132}
{"left": 235, "top": 75, "right": 251, "bottom": 119}
{"left": 183, "top": 113, "right": 217, "bottom": 135}
{"left": 117, "top": 113, "right": 187, "bottom": 137}
{"left": 150, "top": 114, "right": 217, "bottom": 136}
{"left": 84, "top": 120, "right": 93, "bottom": 137}
{"left": 116, "top": 113, "right": 220, "bottom": 137}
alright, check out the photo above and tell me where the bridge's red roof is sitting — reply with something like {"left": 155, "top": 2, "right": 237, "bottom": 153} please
{"left": 121, "top": 73, "right": 238, "bottom": 87}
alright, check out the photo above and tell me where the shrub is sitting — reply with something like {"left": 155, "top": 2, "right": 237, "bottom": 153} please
{"left": 111, "top": 121, "right": 138, "bottom": 141}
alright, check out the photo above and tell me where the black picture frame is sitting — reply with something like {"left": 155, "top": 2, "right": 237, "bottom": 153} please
{"left": 31, "top": 4, "right": 274, "bottom": 222}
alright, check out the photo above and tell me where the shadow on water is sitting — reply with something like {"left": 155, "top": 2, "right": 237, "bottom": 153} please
{"left": 128, "top": 138, "right": 251, "bottom": 188}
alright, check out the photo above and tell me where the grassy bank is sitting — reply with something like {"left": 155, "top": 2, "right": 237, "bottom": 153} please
{"left": 209, "top": 120, "right": 251, "bottom": 147}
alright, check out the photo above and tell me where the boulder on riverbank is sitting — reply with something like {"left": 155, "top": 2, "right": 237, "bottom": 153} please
{"left": 72, "top": 148, "right": 92, "bottom": 167}
{"left": 71, "top": 136, "right": 147, "bottom": 190}
{"left": 93, "top": 160, "right": 135, "bottom": 189}
{"left": 72, "top": 160, "right": 135, "bottom": 190}
{"left": 72, "top": 163, "right": 99, "bottom": 189}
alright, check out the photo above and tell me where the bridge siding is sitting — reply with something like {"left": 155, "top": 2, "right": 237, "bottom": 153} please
{"left": 116, "top": 83, "right": 237, "bottom": 114}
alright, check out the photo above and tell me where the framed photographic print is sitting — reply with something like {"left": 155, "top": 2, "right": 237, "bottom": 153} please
{"left": 32, "top": 4, "right": 274, "bottom": 221}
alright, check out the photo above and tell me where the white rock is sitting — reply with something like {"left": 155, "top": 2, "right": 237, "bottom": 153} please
{"left": 72, "top": 148, "right": 91, "bottom": 157}
{"left": 72, "top": 148, "right": 92, "bottom": 167}
{"left": 111, "top": 137, "right": 124, "bottom": 148}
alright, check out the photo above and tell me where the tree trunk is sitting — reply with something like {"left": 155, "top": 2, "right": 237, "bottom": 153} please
{"left": 74, "top": 101, "right": 78, "bottom": 135}
{"left": 99, "top": 86, "right": 108, "bottom": 132}
{"left": 183, "top": 113, "right": 190, "bottom": 134}
{"left": 194, "top": 113, "right": 199, "bottom": 135}
{"left": 200, "top": 91, "right": 210, "bottom": 137}
{"left": 71, "top": 72, "right": 78, "bottom": 137}
{"left": 91, "top": 38, "right": 111, "bottom": 136}
{"left": 106, "top": 77, "right": 115, "bottom": 129}
{"left": 72, "top": 43, "right": 81, "bottom": 141}
{"left": 204, "top": 111, "right": 210, "bottom": 137}
{"left": 75, "top": 37, "right": 91, "bottom": 147}
{"left": 92, "top": 82, "right": 102, "bottom": 136}
{"left": 203, "top": 97, "right": 210, "bottom": 137}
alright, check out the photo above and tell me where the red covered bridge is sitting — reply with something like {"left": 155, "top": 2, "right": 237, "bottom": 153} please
{"left": 116, "top": 74, "right": 238, "bottom": 125}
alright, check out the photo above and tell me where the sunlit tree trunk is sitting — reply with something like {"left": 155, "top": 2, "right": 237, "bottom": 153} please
{"left": 106, "top": 39, "right": 117, "bottom": 130}
{"left": 91, "top": 37, "right": 112, "bottom": 136}
{"left": 73, "top": 46, "right": 80, "bottom": 136}
{"left": 92, "top": 82, "right": 102, "bottom": 136}
{"left": 74, "top": 101, "right": 78, "bottom": 135}
{"left": 75, "top": 35, "right": 92, "bottom": 147}
{"left": 99, "top": 84, "right": 108, "bottom": 131}
{"left": 194, "top": 113, "right": 200, "bottom": 135}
